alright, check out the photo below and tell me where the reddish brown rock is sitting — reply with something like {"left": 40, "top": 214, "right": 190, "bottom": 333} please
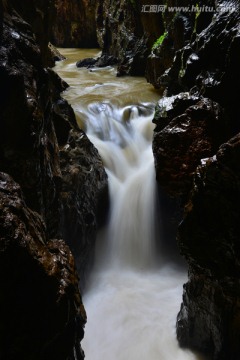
{"left": 0, "top": 3, "right": 108, "bottom": 283}
{"left": 59, "top": 128, "right": 109, "bottom": 289}
{"left": 152, "top": 94, "right": 229, "bottom": 196}
{"left": 0, "top": 172, "right": 86, "bottom": 360}
{"left": 0, "top": 3, "right": 108, "bottom": 358}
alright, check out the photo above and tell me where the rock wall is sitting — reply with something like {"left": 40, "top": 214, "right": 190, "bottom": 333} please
{"left": 0, "top": 173, "right": 86, "bottom": 360}
{"left": 151, "top": 0, "right": 240, "bottom": 358}
{"left": 0, "top": 1, "right": 108, "bottom": 358}
{"left": 146, "top": 0, "right": 215, "bottom": 88}
{"left": 50, "top": 0, "right": 98, "bottom": 48}
{"left": 177, "top": 134, "right": 240, "bottom": 359}
{"left": 6, "top": 0, "right": 54, "bottom": 66}
{"left": 95, "top": 0, "right": 164, "bottom": 75}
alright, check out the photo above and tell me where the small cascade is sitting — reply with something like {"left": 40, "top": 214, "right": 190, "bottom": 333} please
{"left": 85, "top": 100, "right": 158, "bottom": 269}
{"left": 54, "top": 49, "right": 206, "bottom": 360}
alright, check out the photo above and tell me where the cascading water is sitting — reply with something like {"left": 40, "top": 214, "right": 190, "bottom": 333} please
{"left": 54, "top": 50, "right": 206, "bottom": 360}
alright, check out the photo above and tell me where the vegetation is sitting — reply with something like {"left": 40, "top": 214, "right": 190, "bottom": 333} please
{"left": 152, "top": 32, "right": 168, "bottom": 50}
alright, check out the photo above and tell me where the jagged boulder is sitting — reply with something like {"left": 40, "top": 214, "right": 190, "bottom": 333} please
{"left": 146, "top": 0, "right": 215, "bottom": 89}
{"left": 0, "top": 4, "right": 109, "bottom": 284}
{"left": 0, "top": 172, "right": 86, "bottom": 360}
{"left": 152, "top": 93, "right": 229, "bottom": 196}
{"left": 164, "top": 0, "right": 240, "bottom": 132}
{"left": 0, "top": 8, "right": 62, "bottom": 237}
{"left": 177, "top": 133, "right": 240, "bottom": 359}
{"left": 96, "top": 0, "right": 164, "bottom": 75}
{"left": 6, "top": 0, "right": 54, "bottom": 66}
{"left": 150, "top": 4, "right": 240, "bottom": 357}
{"left": 59, "top": 129, "right": 109, "bottom": 289}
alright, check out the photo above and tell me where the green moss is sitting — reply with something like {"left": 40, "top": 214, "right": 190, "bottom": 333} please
{"left": 152, "top": 31, "right": 168, "bottom": 50}
{"left": 193, "top": 3, "right": 201, "bottom": 33}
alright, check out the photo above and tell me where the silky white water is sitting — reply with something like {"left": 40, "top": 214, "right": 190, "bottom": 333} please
{"left": 54, "top": 50, "right": 205, "bottom": 360}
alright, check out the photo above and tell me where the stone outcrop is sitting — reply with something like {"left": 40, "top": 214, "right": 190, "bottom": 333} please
{"left": 50, "top": 0, "right": 98, "bottom": 48}
{"left": 164, "top": 0, "right": 240, "bottom": 133}
{"left": 153, "top": 94, "right": 229, "bottom": 196}
{"left": 150, "top": 1, "right": 240, "bottom": 359}
{"left": 0, "top": 1, "right": 108, "bottom": 358}
{"left": 59, "top": 129, "right": 108, "bottom": 288}
{"left": 95, "top": 0, "right": 164, "bottom": 75}
{"left": 146, "top": 0, "right": 215, "bottom": 89}
{"left": 177, "top": 134, "right": 240, "bottom": 359}
{"left": 1, "top": 0, "right": 108, "bottom": 280}
{"left": 0, "top": 172, "right": 86, "bottom": 359}
{"left": 6, "top": 0, "right": 54, "bottom": 66}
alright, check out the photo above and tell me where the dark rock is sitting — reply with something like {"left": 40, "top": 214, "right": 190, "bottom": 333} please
{"left": 76, "top": 55, "right": 118, "bottom": 69}
{"left": 49, "top": 0, "right": 98, "bottom": 48}
{"left": 95, "top": 54, "right": 118, "bottom": 67}
{"left": 0, "top": 4, "right": 109, "bottom": 287}
{"left": 146, "top": 0, "right": 215, "bottom": 89}
{"left": 0, "top": 172, "right": 86, "bottom": 360}
{"left": 96, "top": 0, "right": 164, "bottom": 76}
{"left": 0, "top": 3, "right": 109, "bottom": 357}
{"left": 177, "top": 133, "right": 240, "bottom": 359}
{"left": 76, "top": 57, "right": 98, "bottom": 68}
{"left": 59, "top": 129, "right": 109, "bottom": 290}
{"left": 152, "top": 94, "right": 229, "bottom": 196}
{"left": 156, "top": 185, "right": 184, "bottom": 264}
{"left": 164, "top": 0, "right": 240, "bottom": 133}
{"left": 48, "top": 43, "right": 66, "bottom": 62}
{"left": 6, "top": 0, "right": 54, "bottom": 66}
{"left": 149, "top": 2, "right": 240, "bottom": 359}
{"left": 0, "top": 9, "right": 62, "bottom": 237}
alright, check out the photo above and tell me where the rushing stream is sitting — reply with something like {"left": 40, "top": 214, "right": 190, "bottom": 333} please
{"left": 54, "top": 49, "right": 205, "bottom": 360}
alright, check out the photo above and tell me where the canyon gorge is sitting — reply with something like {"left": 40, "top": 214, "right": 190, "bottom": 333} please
{"left": 0, "top": 0, "right": 240, "bottom": 359}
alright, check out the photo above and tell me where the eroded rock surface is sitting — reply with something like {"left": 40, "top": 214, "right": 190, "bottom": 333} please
{"left": 153, "top": 94, "right": 229, "bottom": 196}
{"left": 50, "top": 0, "right": 98, "bottom": 48}
{"left": 0, "top": 2, "right": 108, "bottom": 280}
{"left": 146, "top": 0, "right": 215, "bottom": 89}
{"left": 60, "top": 129, "right": 108, "bottom": 288}
{"left": 95, "top": 0, "right": 164, "bottom": 75}
{"left": 0, "top": 173, "right": 86, "bottom": 360}
{"left": 177, "top": 134, "right": 240, "bottom": 359}
{"left": 151, "top": 1, "right": 240, "bottom": 358}
{"left": 0, "top": 2, "right": 109, "bottom": 358}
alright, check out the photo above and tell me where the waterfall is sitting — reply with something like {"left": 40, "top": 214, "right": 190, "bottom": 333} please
{"left": 86, "top": 101, "right": 158, "bottom": 269}
{"left": 54, "top": 49, "right": 206, "bottom": 360}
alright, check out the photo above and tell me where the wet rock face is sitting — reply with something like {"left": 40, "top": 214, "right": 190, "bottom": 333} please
{"left": 6, "top": 0, "right": 54, "bottom": 66}
{"left": 0, "top": 173, "right": 86, "bottom": 360}
{"left": 96, "top": 0, "right": 164, "bottom": 75}
{"left": 0, "top": 3, "right": 108, "bottom": 282}
{"left": 0, "top": 3, "right": 109, "bottom": 358}
{"left": 0, "top": 9, "right": 62, "bottom": 238}
{"left": 146, "top": 0, "right": 215, "bottom": 89}
{"left": 50, "top": 0, "right": 98, "bottom": 48}
{"left": 153, "top": 94, "right": 229, "bottom": 196}
{"left": 152, "top": 0, "right": 240, "bottom": 199}
{"left": 165, "top": 0, "right": 240, "bottom": 131}
{"left": 150, "top": 1, "right": 240, "bottom": 358}
{"left": 60, "top": 129, "right": 109, "bottom": 289}
{"left": 177, "top": 134, "right": 240, "bottom": 359}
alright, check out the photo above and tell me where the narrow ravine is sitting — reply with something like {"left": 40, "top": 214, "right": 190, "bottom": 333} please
{"left": 54, "top": 50, "right": 206, "bottom": 360}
